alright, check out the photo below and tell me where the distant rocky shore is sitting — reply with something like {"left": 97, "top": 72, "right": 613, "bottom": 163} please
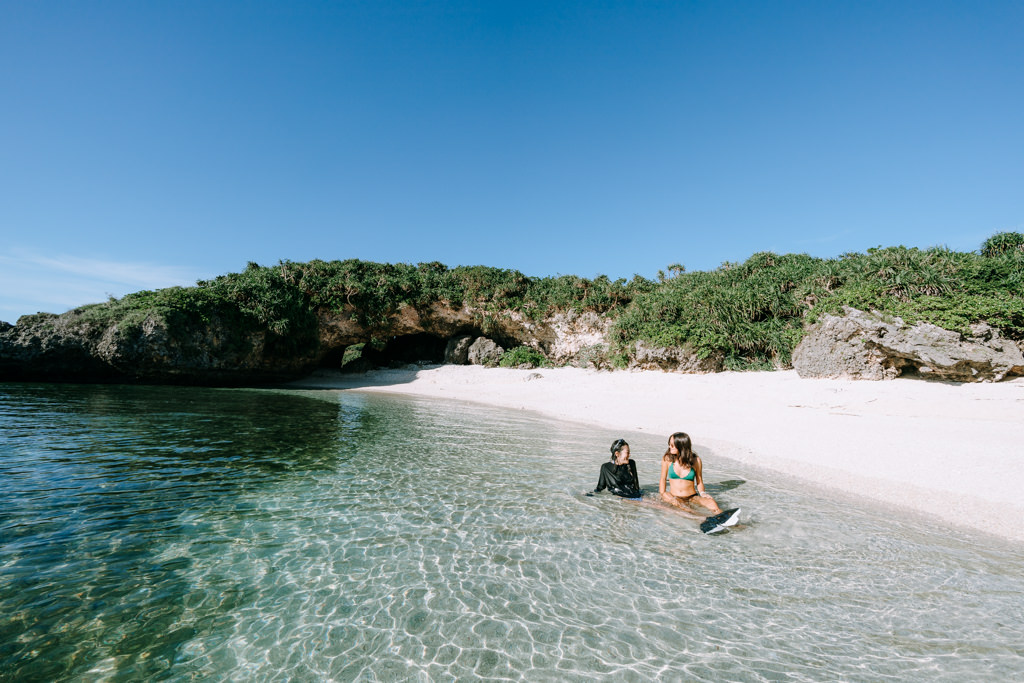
{"left": 2, "top": 302, "right": 1022, "bottom": 385}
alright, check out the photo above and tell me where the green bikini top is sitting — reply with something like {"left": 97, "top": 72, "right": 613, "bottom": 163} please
{"left": 667, "top": 464, "right": 696, "bottom": 482}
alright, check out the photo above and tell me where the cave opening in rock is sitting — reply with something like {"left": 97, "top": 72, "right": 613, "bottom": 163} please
{"left": 319, "top": 345, "right": 347, "bottom": 369}
{"left": 334, "top": 333, "right": 449, "bottom": 371}
{"left": 326, "top": 331, "right": 517, "bottom": 373}
{"left": 377, "top": 333, "right": 448, "bottom": 365}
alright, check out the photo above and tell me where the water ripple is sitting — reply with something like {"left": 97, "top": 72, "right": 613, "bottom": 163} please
{"left": 1, "top": 383, "right": 1023, "bottom": 681}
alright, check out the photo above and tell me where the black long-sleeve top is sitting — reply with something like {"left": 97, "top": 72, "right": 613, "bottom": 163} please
{"left": 594, "top": 460, "right": 641, "bottom": 498}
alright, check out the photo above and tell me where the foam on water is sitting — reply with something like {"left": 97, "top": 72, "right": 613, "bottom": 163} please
{"left": 1, "top": 383, "right": 1023, "bottom": 681}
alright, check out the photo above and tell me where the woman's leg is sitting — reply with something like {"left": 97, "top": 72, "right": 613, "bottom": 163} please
{"left": 662, "top": 494, "right": 707, "bottom": 520}
{"left": 687, "top": 493, "right": 722, "bottom": 514}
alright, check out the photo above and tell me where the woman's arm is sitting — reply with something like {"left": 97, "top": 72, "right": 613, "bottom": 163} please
{"left": 694, "top": 457, "right": 709, "bottom": 497}
{"left": 628, "top": 460, "right": 640, "bottom": 491}
{"left": 659, "top": 458, "right": 677, "bottom": 504}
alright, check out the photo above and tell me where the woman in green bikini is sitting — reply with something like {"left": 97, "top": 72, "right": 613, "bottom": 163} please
{"left": 659, "top": 432, "right": 722, "bottom": 515}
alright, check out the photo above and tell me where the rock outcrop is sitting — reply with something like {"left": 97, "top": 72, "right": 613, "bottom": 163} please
{"left": 467, "top": 337, "right": 504, "bottom": 366}
{"left": 0, "top": 301, "right": 615, "bottom": 384}
{"left": 315, "top": 304, "right": 612, "bottom": 368}
{"left": 542, "top": 311, "right": 611, "bottom": 363}
{"left": 0, "top": 310, "right": 319, "bottom": 384}
{"left": 443, "top": 334, "right": 509, "bottom": 366}
{"left": 628, "top": 340, "right": 725, "bottom": 373}
{"left": 5, "top": 298, "right": 1020, "bottom": 385}
{"left": 443, "top": 335, "right": 473, "bottom": 364}
{"left": 792, "top": 307, "right": 1024, "bottom": 382}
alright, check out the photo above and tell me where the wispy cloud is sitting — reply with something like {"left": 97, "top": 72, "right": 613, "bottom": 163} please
{"left": 0, "top": 249, "right": 207, "bottom": 324}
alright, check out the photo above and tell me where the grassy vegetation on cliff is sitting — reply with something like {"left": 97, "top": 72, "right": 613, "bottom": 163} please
{"left": 612, "top": 252, "right": 821, "bottom": 370}
{"left": 68, "top": 259, "right": 647, "bottom": 352}
{"left": 70, "top": 263, "right": 320, "bottom": 356}
{"left": 272, "top": 259, "right": 645, "bottom": 326}
{"left": 65, "top": 231, "right": 1023, "bottom": 370}
{"left": 612, "top": 236, "right": 1024, "bottom": 369}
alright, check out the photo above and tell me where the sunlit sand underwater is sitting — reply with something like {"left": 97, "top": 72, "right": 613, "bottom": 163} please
{"left": 1, "top": 383, "right": 1022, "bottom": 681}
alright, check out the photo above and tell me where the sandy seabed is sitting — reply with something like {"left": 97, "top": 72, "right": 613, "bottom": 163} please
{"left": 289, "top": 365, "right": 1024, "bottom": 544}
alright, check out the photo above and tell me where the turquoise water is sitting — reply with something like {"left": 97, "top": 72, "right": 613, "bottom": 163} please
{"left": 1, "top": 383, "right": 1023, "bottom": 682}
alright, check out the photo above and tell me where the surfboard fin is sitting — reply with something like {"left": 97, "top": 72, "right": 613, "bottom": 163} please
{"left": 700, "top": 508, "right": 741, "bottom": 534}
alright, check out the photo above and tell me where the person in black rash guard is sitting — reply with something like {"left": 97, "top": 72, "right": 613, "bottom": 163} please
{"left": 594, "top": 438, "right": 642, "bottom": 499}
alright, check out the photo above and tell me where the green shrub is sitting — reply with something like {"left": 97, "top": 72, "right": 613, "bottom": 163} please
{"left": 981, "top": 231, "right": 1024, "bottom": 258}
{"left": 341, "top": 343, "right": 365, "bottom": 366}
{"left": 272, "top": 259, "right": 644, "bottom": 325}
{"left": 612, "top": 251, "right": 823, "bottom": 367}
{"left": 498, "top": 346, "right": 548, "bottom": 368}
{"left": 574, "top": 343, "right": 614, "bottom": 369}
{"left": 612, "top": 242, "right": 1024, "bottom": 369}
{"left": 807, "top": 246, "right": 1024, "bottom": 339}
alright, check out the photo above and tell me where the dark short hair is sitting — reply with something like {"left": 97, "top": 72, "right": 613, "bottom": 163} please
{"left": 610, "top": 438, "right": 629, "bottom": 460}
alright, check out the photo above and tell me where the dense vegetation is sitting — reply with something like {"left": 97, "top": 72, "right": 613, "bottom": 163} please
{"left": 613, "top": 241, "right": 1024, "bottom": 370}
{"left": 60, "top": 232, "right": 1024, "bottom": 370}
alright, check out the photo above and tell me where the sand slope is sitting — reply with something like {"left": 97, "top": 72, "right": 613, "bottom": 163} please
{"left": 290, "top": 366, "right": 1024, "bottom": 544}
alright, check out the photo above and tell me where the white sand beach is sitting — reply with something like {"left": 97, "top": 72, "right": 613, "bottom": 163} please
{"left": 290, "top": 366, "right": 1024, "bottom": 544}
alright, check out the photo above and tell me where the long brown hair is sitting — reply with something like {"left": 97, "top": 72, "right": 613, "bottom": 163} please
{"left": 664, "top": 432, "right": 697, "bottom": 469}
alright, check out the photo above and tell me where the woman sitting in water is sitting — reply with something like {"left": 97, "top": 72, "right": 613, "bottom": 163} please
{"left": 594, "top": 438, "right": 642, "bottom": 499}
{"left": 659, "top": 432, "right": 722, "bottom": 515}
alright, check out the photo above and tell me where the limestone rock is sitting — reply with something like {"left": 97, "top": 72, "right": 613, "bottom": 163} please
{"left": 315, "top": 305, "right": 606, "bottom": 369}
{"left": 9, "top": 287, "right": 1019, "bottom": 386}
{"left": 0, "top": 313, "right": 112, "bottom": 381}
{"left": 467, "top": 337, "right": 504, "bottom": 366}
{"left": 792, "top": 307, "right": 1024, "bottom": 382}
{"left": 0, "top": 309, "right": 318, "bottom": 384}
{"left": 629, "top": 340, "right": 724, "bottom": 373}
{"left": 443, "top": 335, "right": 473, "bottom": 364}
{"left": 543, "top": 310, "right": 611, "bottom": 365}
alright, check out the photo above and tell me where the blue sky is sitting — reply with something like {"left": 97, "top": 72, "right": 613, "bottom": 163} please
{"left": 2, "top": 1, "right": 1022, "bottom": 323}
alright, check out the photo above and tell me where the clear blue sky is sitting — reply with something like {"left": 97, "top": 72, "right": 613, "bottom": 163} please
{"left": 2, "top": 1, "right": 1022, "bottom": 323}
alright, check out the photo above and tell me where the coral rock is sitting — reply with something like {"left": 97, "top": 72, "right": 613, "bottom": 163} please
{"left": 792, "top": 307, "right": 1024, "bottom": 382}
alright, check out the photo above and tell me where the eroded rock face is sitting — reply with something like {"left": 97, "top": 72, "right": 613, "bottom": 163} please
{"left": 443, "top": 335, "right": 473, "bottom": 364}
{"left": 0, "top": 310, "right": 318, "bottom": 384}
{"left": 7, "top": 298, "right": 1020, "bottom": 385}
{"left": 628, "top": 340, "right": 725, "bottom": 373}
{"left": 0, "top": 313, "right": 113, "bottom": 381}
{"left": 543, "top": 311, "right": 611, "bottom": 364}
{"left": 316, "top": 304, "right": 614, "bottom": 367}
{"left": 316, "top": 302, "right": 478, "bottom": 349}
{"left": 467, "top": 337, "right": 504, "bottom": 366}
{"left": 792, "top": 307, "right": 1024, "bottom": 382}
{"left": 2, "top": 299, "right": 618, "bottom": 384}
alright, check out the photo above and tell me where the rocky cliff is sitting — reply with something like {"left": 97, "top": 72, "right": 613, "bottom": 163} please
{"left": 0, "top": 303, "right": 616, "bottom": 385}
{"left": 3, "top": 301, "right": 1022, "bottom": 385}
{"left": 792, "top": 307, "right": 1024, "bottom": 382}
{"left": 0, "top": 310, "right": 317, "bottom": 385}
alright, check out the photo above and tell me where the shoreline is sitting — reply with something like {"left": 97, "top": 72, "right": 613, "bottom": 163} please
{"left": 288, "top": 365, "right": 1024, "bottom": 544}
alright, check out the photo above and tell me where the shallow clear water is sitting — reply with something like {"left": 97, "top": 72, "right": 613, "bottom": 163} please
{"left": 1, "top": 382, "right": 1023, "bottom": 682}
